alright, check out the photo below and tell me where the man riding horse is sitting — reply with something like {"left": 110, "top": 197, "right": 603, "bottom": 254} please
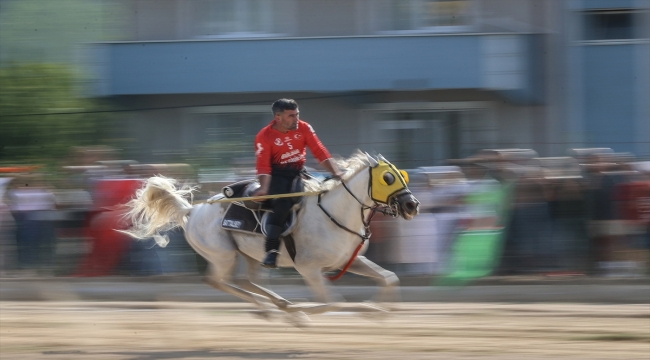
{"left": 252, "top": 99, "right": 344, "bottom": 269}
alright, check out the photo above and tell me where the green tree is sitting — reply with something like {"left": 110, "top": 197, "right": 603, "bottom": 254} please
{"left": 0, "top": 63, "right": 114, "bottom": 164}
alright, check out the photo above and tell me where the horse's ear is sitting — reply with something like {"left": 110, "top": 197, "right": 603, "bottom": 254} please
{"left": 365, "top": 152, "right": 379, "bottom": 167}
{"left": 377, "top": 154, "right": 388, "bottom": 163}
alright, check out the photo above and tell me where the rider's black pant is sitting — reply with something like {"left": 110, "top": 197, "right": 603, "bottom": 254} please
{"left": 265, "top": 171, "right": 302, "bottom": 253}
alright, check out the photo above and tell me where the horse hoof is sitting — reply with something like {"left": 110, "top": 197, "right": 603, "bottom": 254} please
{"left": 286, "top": 311, "right": 311, "bottom": 328}
{"left": 358, "top": 302, "right": 390, "bottom": 321}
{"left": 360, "top": 302, "right": 389, "bottom": 312}
{"left": 249, "top": 309, "right": 275, "bottom": 321}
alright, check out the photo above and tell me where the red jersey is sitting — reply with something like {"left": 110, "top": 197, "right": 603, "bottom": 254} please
{"left": 255, "top": 119, "right": 331, "bottom": 175}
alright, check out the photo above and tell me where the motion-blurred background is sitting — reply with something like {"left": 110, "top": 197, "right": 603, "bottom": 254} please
{"left": 0, "top": 0, "right": 648, "bottom": 281}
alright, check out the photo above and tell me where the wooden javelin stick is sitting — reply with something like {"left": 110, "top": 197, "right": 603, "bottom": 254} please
{"left": 206, "top": 191, "right": 323, "bottom": 204}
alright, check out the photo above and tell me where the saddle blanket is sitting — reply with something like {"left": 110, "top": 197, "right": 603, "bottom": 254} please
{"left": 221, "top": 203, "right": 263, "bottom": 235}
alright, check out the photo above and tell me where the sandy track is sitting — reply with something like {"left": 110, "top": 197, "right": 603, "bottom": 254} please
{"left": 1, "top": 301, "right": 648, "bottom": 359}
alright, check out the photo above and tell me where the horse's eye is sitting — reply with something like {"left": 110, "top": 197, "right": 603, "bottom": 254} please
{"left": 382, "top": 172, "right": 395, "bottom": 185}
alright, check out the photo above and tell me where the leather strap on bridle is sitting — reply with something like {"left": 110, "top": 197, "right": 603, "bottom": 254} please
{"left": 317, "top": 178, "right": 383, "bottom": 242}
{"left": 317, "top": 191, "right": 371, "bottom": 242}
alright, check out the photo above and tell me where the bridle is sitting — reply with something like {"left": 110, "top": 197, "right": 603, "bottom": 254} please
{"left": 316, "top": 168, "right": 406, "bottom": 243}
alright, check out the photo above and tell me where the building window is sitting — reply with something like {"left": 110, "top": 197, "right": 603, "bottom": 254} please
{"left": 374, "top": 109, "right": 491, "bottom": 168}
{"left": 384, "top": 0, "right": 474, "bottom": 33}
{"left": 583, "top": 9, "right": 638, "bottom": 41}
{"left": 195, "top": 0, "right": 279, "bottom": 38}
{"left": 189, "top": 111, "right": 267, "bottom": 168}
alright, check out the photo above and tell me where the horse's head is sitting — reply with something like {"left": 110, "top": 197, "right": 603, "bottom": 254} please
{"left": 367, "top": 154, "right": 420, "bottom": 220}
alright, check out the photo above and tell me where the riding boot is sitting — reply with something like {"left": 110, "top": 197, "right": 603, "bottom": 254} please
{"left": 262, "top": 224, "right": 283, "bottom": 269}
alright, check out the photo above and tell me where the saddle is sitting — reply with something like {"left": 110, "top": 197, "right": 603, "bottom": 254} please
{"left": 216, "top": 178, "right": 302, "bottom": 238}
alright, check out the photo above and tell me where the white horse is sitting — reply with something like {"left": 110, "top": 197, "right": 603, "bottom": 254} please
{"left": 123, "top": 151, "right": 420, "bottom": 320}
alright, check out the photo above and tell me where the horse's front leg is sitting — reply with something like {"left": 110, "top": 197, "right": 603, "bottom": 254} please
{"left": 345, "top": 255, "right": 401, "bottom": 308}
{"left": 287, "top": 266, "right": 343, "bottom": 315}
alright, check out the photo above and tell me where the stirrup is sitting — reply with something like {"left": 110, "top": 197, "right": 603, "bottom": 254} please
{"left": 261, "top": 250, "right": 279, "bottom": 269}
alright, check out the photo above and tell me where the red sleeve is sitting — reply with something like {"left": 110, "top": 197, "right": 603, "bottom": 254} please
{"left": 302, "top": 122, "right": 331, "bottom": 163}
{"left": 255, "top": 130, "right": 272, "bottom": 175}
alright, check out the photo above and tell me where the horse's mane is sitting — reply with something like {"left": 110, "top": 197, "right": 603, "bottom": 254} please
{"left": 303, "top": 150, "right": 370, "bottom": 192}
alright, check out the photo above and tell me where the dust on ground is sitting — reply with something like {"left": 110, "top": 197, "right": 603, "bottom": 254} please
{"left": 1, "top": 302, "right": 648, "bottom": 360}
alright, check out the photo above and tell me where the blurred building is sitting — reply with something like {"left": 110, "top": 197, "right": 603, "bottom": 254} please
{"left": 83, "top": 0, "right": 650, "bottom": 166}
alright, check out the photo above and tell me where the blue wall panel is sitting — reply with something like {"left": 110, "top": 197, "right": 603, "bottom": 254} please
{"left": 582, "top": 45, "right": 637, "bottom": 153}
{"left": 107, "top": 36, "right": 483, "bottom": 95}
{"left": 571, "top": 0, "right": 640, "bottom": 10}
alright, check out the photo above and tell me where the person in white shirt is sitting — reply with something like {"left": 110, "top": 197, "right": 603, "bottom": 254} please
{"left": 7, "top": 175, "right": 56, "bottom": 272}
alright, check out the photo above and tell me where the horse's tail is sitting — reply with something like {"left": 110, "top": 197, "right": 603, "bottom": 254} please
{"left": 121, "top": 175, "right": 196, "bottom": 240}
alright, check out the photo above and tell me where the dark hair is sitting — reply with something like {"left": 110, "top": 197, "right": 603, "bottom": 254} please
{"left": 271, "top": 98, "right": 298, "bottom": 115}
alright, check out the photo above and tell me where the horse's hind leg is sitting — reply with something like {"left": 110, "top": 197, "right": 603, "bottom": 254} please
{"left": 238, "top": 252, "right": 293, "bottom": 309}
{"left": 345, "top": 255, "right": 401, "bottom": 306}
{"left": 185, "top": 207, "right": 279, "bottom": 317}
{"left": 203, "top": 262, "right": 279, "bottom": 317}
{"left": 195, "top": 247, "right": 277, "bottom": 315}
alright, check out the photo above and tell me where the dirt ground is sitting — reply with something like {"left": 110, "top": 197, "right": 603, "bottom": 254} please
{"left": 1, "top": 301, "right": 648, "bottom": 360}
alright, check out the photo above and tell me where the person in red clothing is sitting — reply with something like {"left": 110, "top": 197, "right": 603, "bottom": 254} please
{"left": 253, "top": 98, "right": 343, "bottom": 268}
{"left": 75, "top": 178, "right": 144, "bottom": 276}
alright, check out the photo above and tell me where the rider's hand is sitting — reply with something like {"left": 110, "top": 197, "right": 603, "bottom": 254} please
{"left": 324, "top": 172, "right": 345, "bottom": 182}
{"left": 253, "top": 174, "right": 270, "bottom": 200}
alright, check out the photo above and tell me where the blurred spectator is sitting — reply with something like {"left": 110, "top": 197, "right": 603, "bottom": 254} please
{"left": 74, "top": 177, "right": 143, "bottom": 277}
{"left": 419, "top": 166, "right": 470, "bottom": 275}
{"left": 498, "top": 161, "right": 555, "bottom": 275}
{"left": 0, "top": 177, "right": 16, "bottom": 275}
{"left": 366, "top": 210, "right": 399, "bottom": 269}
{"left": 392, "top": 173, "right": 437, "bottom": 275}
{"left": 583, "top": 154, "right": 639, "bottom": 275}
{"left": 461, "top": 160, "right": 503, "bottom": 229}
{"left": 64, "top": 146, "right": 121, "bottom": 191}
{"left": 435, "top": 153, "right": 515, "bottom": 284}
{"left": 629, "top": 163, "right": 650, "bottom": 261}
{"left": 64, "top": 147, "right": 170, "bottom": 277}
{"left": 6, "top": 174, "right": 57, "bottom": 275}
{"left": 547, "top": 175, "right": 588, "bottom": 272}
{"left": 532, "top": 157, "right": 590, "bottom": 274}
{"left": 612, "top": 162, "right": 650, "bottom": 275}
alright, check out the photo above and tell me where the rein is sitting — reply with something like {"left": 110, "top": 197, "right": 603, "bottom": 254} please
{"left": 318, "top": 175, "right": 395, "bottom": 281}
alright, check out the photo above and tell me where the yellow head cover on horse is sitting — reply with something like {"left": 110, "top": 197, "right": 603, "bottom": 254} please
{"left": 369, "top": 158, "right": 409, "bottom": 204}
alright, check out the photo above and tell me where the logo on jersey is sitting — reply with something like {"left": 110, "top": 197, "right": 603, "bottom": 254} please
{"left": 294, "top": 133, "right": 302, "bottom": 140}
{"left": 274, "top": 138, "right": 283, "bottom": 146}
{"left": 256, "top": 143, "right": 264, "bottom": 156}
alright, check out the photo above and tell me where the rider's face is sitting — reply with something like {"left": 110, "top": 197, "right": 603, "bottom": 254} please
{"left": 274, "top": 109, "right": 299, "bottom": 132}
